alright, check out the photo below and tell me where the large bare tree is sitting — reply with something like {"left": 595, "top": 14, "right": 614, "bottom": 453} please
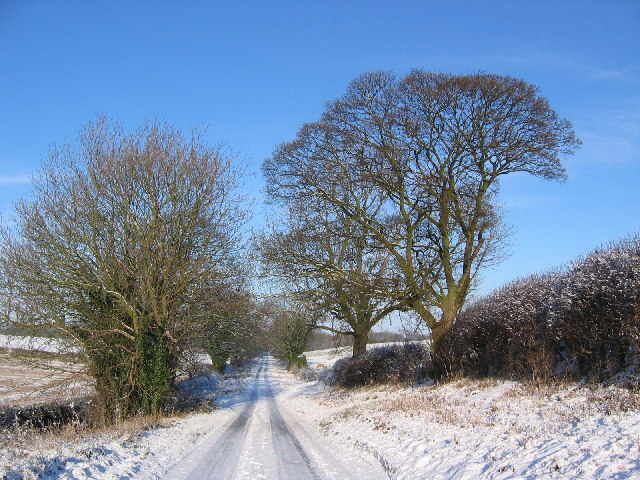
{"left": 258, "top": 188, "right": 404, "bottom": 357}
{"left": 1, "top": 116, "right": 247, "bottom": 420}
{"left": 263, "top": 70, "right": 580, "bottom": 376}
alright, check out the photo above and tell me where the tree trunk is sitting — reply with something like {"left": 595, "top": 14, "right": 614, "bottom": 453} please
{"left": 352, "top": 329, "right": 369, "bottom": 357}
{"left": 413, "top": 295, "right": 459, "bottom": 381}
{"left": 429, "top": 318, "right": 454, "bottom": 381}
{"left": 137, "top": 328, "right": 172, "bottom": 416}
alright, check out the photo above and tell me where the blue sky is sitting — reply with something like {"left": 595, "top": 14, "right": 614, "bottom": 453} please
{"left": 1, "top": 1, "right": 639, "bottom": 300}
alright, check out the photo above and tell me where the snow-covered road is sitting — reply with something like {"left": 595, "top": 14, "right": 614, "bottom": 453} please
{"left": 163, "top": 356, "right": 387, "bottom": 480}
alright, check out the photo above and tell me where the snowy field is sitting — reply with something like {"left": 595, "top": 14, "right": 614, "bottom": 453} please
{"left": 298, "top": 347, "right": 640, "bottom": 479}
{"left": 0, "top": 369, "right": 248, "bottom": 479}
{"left": 1, "top": 345, "right": 640, "bottom": 479}
{"left": 0, "top": 351, "right": 92, "bottom": 407}
{"left": 0, "top": 334, "right": 78, "bottom": 354}
{"left": 0, "top": 335, "right": 92, "bottom": 407}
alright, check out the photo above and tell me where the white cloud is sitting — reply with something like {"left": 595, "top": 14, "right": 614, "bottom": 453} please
{"left": 500, "top": 193, "right": 559, "bottom": 210}
{"left": 0, "top": 174, "right": 31, "bottom": 185}
{"left": 492, "top": 51, "right": 640, "bottom": 82}
{"left": 576, "top": 96, "right": 640, "bottom": 165}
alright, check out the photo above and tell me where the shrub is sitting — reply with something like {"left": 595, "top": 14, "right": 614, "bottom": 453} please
{"left": 447, "top": 234, "right": 640, "bottom": 382}
{"left": 0, "top": 399, "right": 91, "bottom": 431}
{"left": 554, "top": 238, "right": 640, "bottom": 377}
{"left": 298, "top": 366, "right": 319, "bottom": 382}
{"left": 447, "top": 273, "right": 560, "bottom": 380}
{"left": 167, "top": 370, "right": 221, "bottom": 413}
{"left": 298, "top": 365, "right": 335, "bottom": 383}
{"left": 288, "top": 354, "right": 307, "bottom": 371}
{"left": 328, "top": 343, "right": 431, "bottom": 388}
{"left": 209, "top": 354, "right": 228, "bottom": 373}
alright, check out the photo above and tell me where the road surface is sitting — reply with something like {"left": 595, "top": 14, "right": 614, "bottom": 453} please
{"left": 163, "top": 355, "right": 387, "bottom": 479}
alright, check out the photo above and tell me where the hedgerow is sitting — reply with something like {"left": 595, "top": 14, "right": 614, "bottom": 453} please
{"left": 447, "top": 234, "right": 640, "bottom": 382}
{"left": 327, "top": 343, "right": 431, "bottom": 388}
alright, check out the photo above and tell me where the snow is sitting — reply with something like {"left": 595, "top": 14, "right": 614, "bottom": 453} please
{"left": 304, "top": 345, "right": 354, "bottom": 368}
{"left": 295, "top": 348, "right": 640, "bottom": 479}
{"left": 304, "top": 380, "right": 640, "bottom": 479}
{"left": 0, "top": 370, "right": 248, "bottom": 479}
{"left": 2, "top": 346, "right": 640, "bottom": 479}
{"left": 0, "top": 334, "right": 77, "bottom": 354}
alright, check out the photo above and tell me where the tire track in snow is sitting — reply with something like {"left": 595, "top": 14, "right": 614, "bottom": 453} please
{"left": 264, "top": 364, "right": 322, "bottom": 480}
{"left": 163, "top": 356, "right": 386, "bottom": 479}
{"left": 163, "top": 362, "right": 265, "bottom": 479}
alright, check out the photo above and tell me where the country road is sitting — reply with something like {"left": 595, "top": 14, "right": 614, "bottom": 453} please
{"left": 163, "top": 356, "right": 388, "bottom": 480}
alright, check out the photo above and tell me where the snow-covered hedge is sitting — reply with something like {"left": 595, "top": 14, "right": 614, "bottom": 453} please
{"left": 0, "top": 400, "right": 91, "bottom": 431}
{"left": 448, "top": 235, "right": 640, "bottom": 381}
{"left": 446, "top": 273, "right": 559, "bottom": 379}
{"left": 327, "top": 343, "right": 431, "bottom": 388}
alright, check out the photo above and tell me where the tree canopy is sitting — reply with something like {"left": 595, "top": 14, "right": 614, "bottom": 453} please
{"left": 263, "top": 70, "right": 580, "bottom": 374}
{"left": 1, "top": 117, "right": 248, "bottom": 420}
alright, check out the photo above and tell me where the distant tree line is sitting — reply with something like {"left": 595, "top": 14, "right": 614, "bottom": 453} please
{"left": 305, "top": 330, "right": 426, "bottom": 352}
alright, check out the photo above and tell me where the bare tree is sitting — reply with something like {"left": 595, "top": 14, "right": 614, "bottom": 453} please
{"left": 264, "top": 70, "right": 580, "bottom": 376}
{"left": 0, "top": 116, "right": 247, "bottom": 420}
{"left": 199, "top": 280, "right": 268, "bottom": 371}
{"left": 257, "top": 190, "right": 404, "bottom": 357}
{"left": 265, "top": 301, "right": 312, "bottom": 366}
